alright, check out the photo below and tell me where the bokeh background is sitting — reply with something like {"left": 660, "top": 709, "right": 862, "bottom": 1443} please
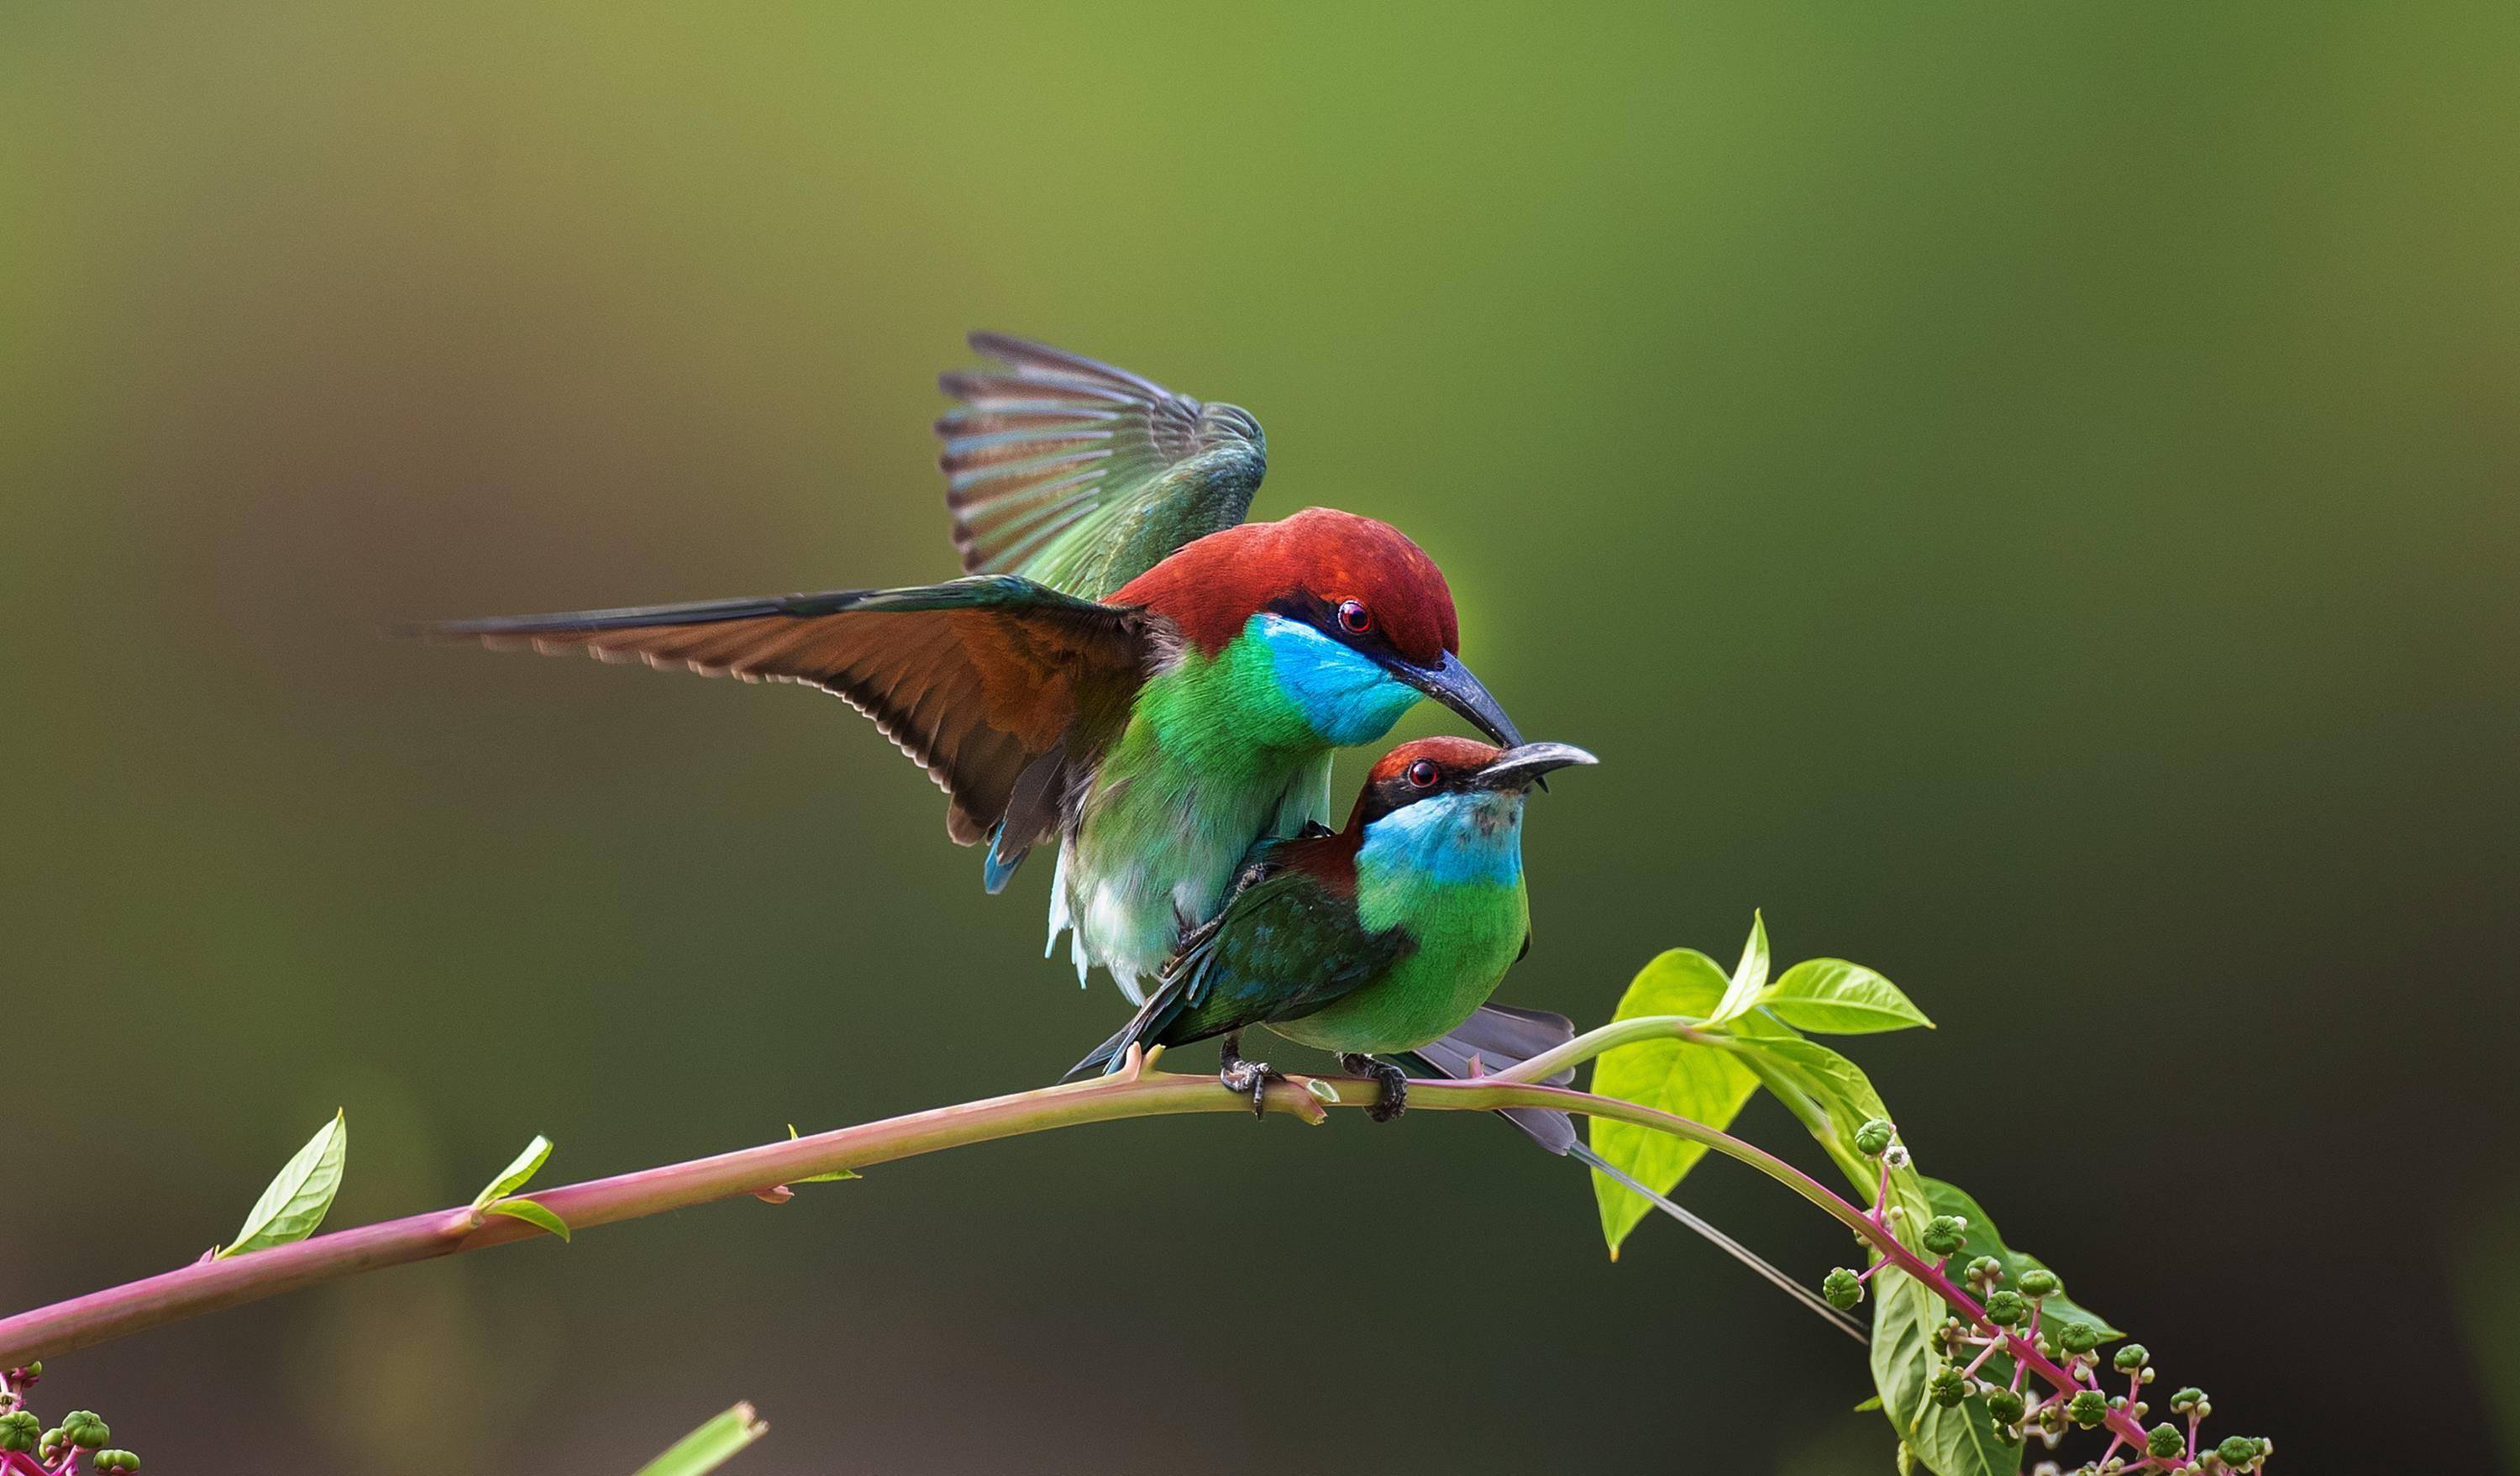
{"left": 3, "top": 3, "right": 2514, "bottom": 1470}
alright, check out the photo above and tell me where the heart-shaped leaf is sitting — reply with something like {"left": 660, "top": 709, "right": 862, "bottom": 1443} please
{"left": 1588, "top": 948, "right": 1761, "bottom": 1256}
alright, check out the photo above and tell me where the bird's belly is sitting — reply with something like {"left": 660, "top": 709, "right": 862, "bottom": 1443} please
{"left": 1272, "top": 887, "right": 1528, "bottom": 1056}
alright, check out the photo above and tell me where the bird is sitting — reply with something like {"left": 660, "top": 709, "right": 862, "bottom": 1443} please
{"left": 417, "top": 334, "right": 1523, "bottom": 1003}
{"left": 1065, "top": 736, "right": 1595, "bottom": 1108}
{"left": 1068, "top": 735, "right": 1866, "bottom": 1342}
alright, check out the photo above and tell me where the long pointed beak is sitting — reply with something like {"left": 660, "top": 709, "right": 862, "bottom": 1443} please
{"left": 1387, "top": 650, "right": 1523, "bottom": 747}
{"left": 1475, "top": 742, "right": 1598, "bottom": 791}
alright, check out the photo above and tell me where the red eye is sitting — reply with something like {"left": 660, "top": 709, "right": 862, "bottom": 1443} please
{"left": 1336, "top": 599, "right": 1373, "bottom": 635}
{"left": 1405, "top": 759, "right": 1440, "bottom": 788}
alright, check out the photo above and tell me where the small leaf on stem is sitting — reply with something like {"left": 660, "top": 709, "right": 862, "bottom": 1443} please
{"left": 784, "top": 1125, "right": 859, "bottom": 1183}
{"left": 470, "top": 1134, "right": 554, "bottom": 1213}
{"left": 484, "top": 1197, "right": 571, "bottom": 1242}
{"left": 216, "top": 1111, "right": 346, "bottom": 1259}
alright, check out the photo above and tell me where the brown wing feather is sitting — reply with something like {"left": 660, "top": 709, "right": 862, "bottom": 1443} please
{"left": 430, "top": 581, "right": 1158, "bottom": 849}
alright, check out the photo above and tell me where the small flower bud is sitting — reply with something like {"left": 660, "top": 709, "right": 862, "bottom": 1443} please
{"left": 2146, "top": 1424, "right": 2185, "bottom": 1460}
{"left": 1929, "top": 1368, "right": 1966, "bottom": 1408}
{"left": 1966, "top": 1255, "right": 2003, "bottom": 1285}
{"left": 2016, "top": 1269, "right": 2061, "bottom": 1299}
{"left": 1855, "top": 1119, "right": 1895, "bottom": 1157}
{"left": 1822, "top": 1268, "right": 1865, "bottom": 1311}
{"left": 2067, "top": 1390, "right": 2109, "bottom": 1427}
{"left": 1986, "top": 1389, "right": 2026, "bottom": 1425}
{"left": 40, "top": 1431, "right": 65, "bottom": 1463}
{"left": 2215, "top": 1436, "right": 2260, "bottom": 1467}
{"left": 2113, "top": 1343, "right": 2150, "bottom": 1371}
{"left": 2169, "top": 1387, "right": 2207, "bottom": 1415}
{"left": 1923, "top": 1215, "right": 1970, "bottom": 1257}
{"left": 2056, "top": 1321, "right": 2103, "bottom": 1354}
{"left": 1882, "top": 1144, "right": 1912, "bottom": 1169}
{"left": 1982, "top": 1290, "right": 2029, "bottom": 1326}
{"left": 61, "top": 1412, "right": 108, "bottom": 1450}
{"left": 92, "top": 1451, "right": 140, "bottom": 1473}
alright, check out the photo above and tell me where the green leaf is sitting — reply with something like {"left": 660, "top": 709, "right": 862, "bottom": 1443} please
{"left": 1852, "top": 1395, "right": 1884, "bottom": 1413}
{"left": 785, "top": 1124, "right": 859, "bottom": 1183}
{"left": 485, "top": 1197, "right": 571, "bottom": 1242}
{"left": 216, "top": 1110, "right": 347, "bottom": 1258}
{"left": 1586, "top": 948, "right": 1761, "bottom": 1257}
{"left": 1762, "top": 959, "right": 1934, "bottom": 1034}
{"left": 1922, "top": 1176, "right": 2119, "bottom": 1339}
{"left": 470, "top": 1134, "right": 554, "bottom": 1212}
{"left": 632, "top": 1402, "right": 768, "bottom": 1476}
{"left": 1705, "top": 911, "right": 1772, "bottom": 1026}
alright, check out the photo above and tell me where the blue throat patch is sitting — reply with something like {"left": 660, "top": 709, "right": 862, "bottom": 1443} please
{"left": 1248, "top": 613, "right": 1424, "bottom": 748}
{"left": 1357, "top": 790, "right": 1527, "bottom": 889}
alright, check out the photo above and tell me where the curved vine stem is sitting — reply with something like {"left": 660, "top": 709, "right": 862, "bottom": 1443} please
{"left": 0, "top": 1036, "right": 2158, "bottom": 1462}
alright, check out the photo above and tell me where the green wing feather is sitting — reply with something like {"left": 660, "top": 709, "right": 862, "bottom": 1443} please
{"left": 936, "top": 333, "right": 1268, "bottom": 601}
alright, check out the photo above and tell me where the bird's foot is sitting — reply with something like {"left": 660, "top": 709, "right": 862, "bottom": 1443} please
{"left": 1219, "top": 1055, "right": 1276, "bottom": 1117}
{"left": 1340, "top": 1053, "right": 1410, "bottom": 1121}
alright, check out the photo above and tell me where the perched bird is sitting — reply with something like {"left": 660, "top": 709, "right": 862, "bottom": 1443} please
{"left": 1066, "top": 737, "right": 1595, "bottom": 1107}
{"left": 418, "top": 334, "right": 1520, "bottom": 1002}
{"left": 1069, "top": 736, "right": 1864, "bottom": 1342}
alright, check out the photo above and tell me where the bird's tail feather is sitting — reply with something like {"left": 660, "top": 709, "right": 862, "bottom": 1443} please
{"left": 1404, "top": 1005, "right": 1866, "bottom": 1345}
{"left": 1567, "top": 1140, "right": 1866, "bottom": 1342}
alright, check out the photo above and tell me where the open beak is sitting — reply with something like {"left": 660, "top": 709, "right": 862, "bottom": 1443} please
{"left": 1474, "top": 742, "right": 1598, "bottom": 792}
{"left": 1386, "top": 650, "right": 1524, "bottom": 748}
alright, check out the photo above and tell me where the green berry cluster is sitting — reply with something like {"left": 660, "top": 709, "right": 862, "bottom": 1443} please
{"left": 0, "top": 1365, "right": 141, "bottom": 1476}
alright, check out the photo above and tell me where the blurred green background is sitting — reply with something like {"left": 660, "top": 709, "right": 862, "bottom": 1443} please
{"left": 3, "top": 3, "right": 2514, "bottom": 1470}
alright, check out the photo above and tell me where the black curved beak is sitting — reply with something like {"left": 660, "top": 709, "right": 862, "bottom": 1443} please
{"left": 1474, "top": 742, "right": 1599, "bottom": 792}
{"left": 1387, "top": 650, "right": 1523, "bottom": 748}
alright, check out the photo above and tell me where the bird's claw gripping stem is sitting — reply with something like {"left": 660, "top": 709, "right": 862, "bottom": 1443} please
{"left": 1340, "top": 1054, "right": 1409, "bottom": 1121}
{"left": 1219, "top": 1055, "right": 1274, "bottom": 1117}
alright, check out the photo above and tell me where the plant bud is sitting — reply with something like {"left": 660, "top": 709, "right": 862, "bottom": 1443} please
{"left": 2057, "top": 1321, "right": 2102, "bottom": 1354}
{"left": 1983, "top": 1290, "right": 2028, "bottom": 1326}
{"left": 2169, "top": 1387, "right": 2206, "bottom": 1415}
{"left": 2113, "top": 1343, "right": 2150, "bottom": 1371}
{"left": 2016, "top": 1269, "right": 2061, "bottom": 1299}
{"left": 2215, "top": 1436, "right": 2260, "bottom": 1467}
{"left": 2147, "top": 1424, "right": 2186, "bottom": 1460}
{"left": 0, "top": 1412, "right": 38, "bottom": 1452}
{"left": 1855, "top": 1119, "right": 1894, "bottom": 1157}
{"left": 61, "top": 1412, "right": 108, "bottom": 1450}
{"left": 2067, "top": 1390, "right": 2109, "bottom": 1428}
{"left": 1923, "top": 1216, "right": 1970, "bottom": 1256}
{"left": 92, "top": 1451, "right": 140, "bottom": 1473}
{"left": 1822, "top": 1268, "right": 1865, "bottom": 1311}
{"left": 1929, "top": 1368, "right": 1966, "bottom": 1408}
{"left": 1986, "top": 1389, "right": 2025, "bottom": 1425}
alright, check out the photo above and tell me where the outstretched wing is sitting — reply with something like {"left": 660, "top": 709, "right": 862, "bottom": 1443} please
{"left": 418, "top": 576, "right": 1156, "bottom": 868}
{"left": 937, "top": 333, "right": 1267, "bottom": 601}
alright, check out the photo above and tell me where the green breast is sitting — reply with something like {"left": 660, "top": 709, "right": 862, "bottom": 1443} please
{"left": 1273, "top": 877, "right": 1528, "bottom": 1055}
